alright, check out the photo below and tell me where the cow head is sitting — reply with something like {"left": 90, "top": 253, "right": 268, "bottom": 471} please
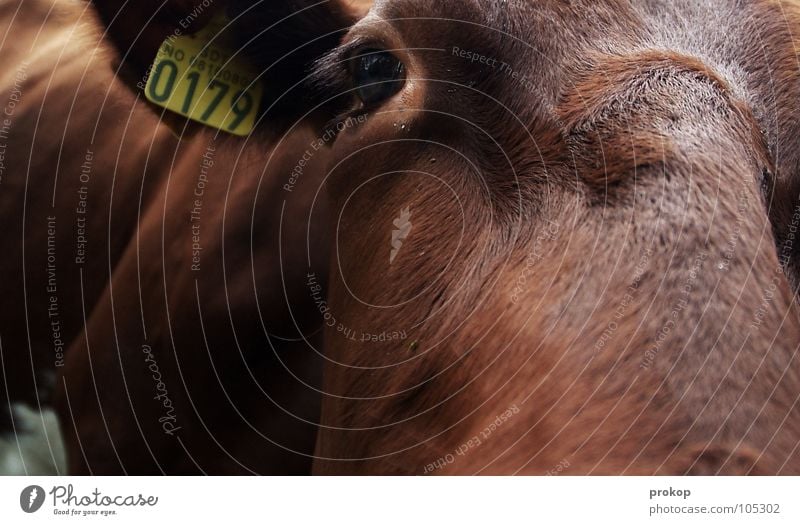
{"left": 310, "top": 0, "right": 800, "bottom": 474}
{"left": 88, "top": 0, "right": 800, "bottom": 474}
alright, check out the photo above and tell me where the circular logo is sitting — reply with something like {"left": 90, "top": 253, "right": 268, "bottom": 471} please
{"left": 20, "top": 485, "right": 45, "bottom": 513}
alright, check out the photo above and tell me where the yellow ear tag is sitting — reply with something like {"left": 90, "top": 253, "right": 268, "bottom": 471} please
{"left": 145, "top": 14, "right": 263, "bottom": 136}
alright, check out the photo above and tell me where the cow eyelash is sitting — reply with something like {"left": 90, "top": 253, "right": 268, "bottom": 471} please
{"left": 308, "top": 37, "right": 388, "bottom": 118}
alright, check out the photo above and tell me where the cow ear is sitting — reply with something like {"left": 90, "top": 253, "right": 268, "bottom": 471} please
{"left": 90, "top": 1, "right": 222, "bottom": 83}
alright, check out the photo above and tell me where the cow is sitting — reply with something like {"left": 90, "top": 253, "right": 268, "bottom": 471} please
{"left": 310, "top": 0, "right": 800, "bottom": 474}
{"left": 1, "top": 0, "right": 800, "bottom": 476}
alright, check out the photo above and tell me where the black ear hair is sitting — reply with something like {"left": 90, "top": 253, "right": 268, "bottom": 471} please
{"left": 90, "top": 0, "right": 222, "bottom": 81}
{"left": 90, "top": 0, "right": 360, "bottom": 130}
{"left": 225, "top": 0, "right": 358, "bottom": 119}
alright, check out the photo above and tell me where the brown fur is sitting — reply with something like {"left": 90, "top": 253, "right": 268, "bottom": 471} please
{"left": 3, "top": 0, "right": 800, "bottom": 475}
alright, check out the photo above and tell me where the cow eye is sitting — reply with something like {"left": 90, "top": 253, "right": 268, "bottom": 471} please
{"left": 351, "top": 49, "right": 405, "bottom": 106}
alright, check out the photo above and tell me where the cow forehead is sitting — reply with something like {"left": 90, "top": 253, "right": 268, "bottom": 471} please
{"left": 329, "top": 0, "right": 785, "bottom": 196}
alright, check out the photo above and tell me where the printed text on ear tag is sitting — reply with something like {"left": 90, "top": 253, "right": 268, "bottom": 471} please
{"left": 145, "top": 16, "right": 263, "bottom": 136}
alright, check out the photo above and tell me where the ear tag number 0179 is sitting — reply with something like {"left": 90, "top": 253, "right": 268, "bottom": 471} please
{"left": 145, "top": 15, "right": 263, "bottom": 136}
